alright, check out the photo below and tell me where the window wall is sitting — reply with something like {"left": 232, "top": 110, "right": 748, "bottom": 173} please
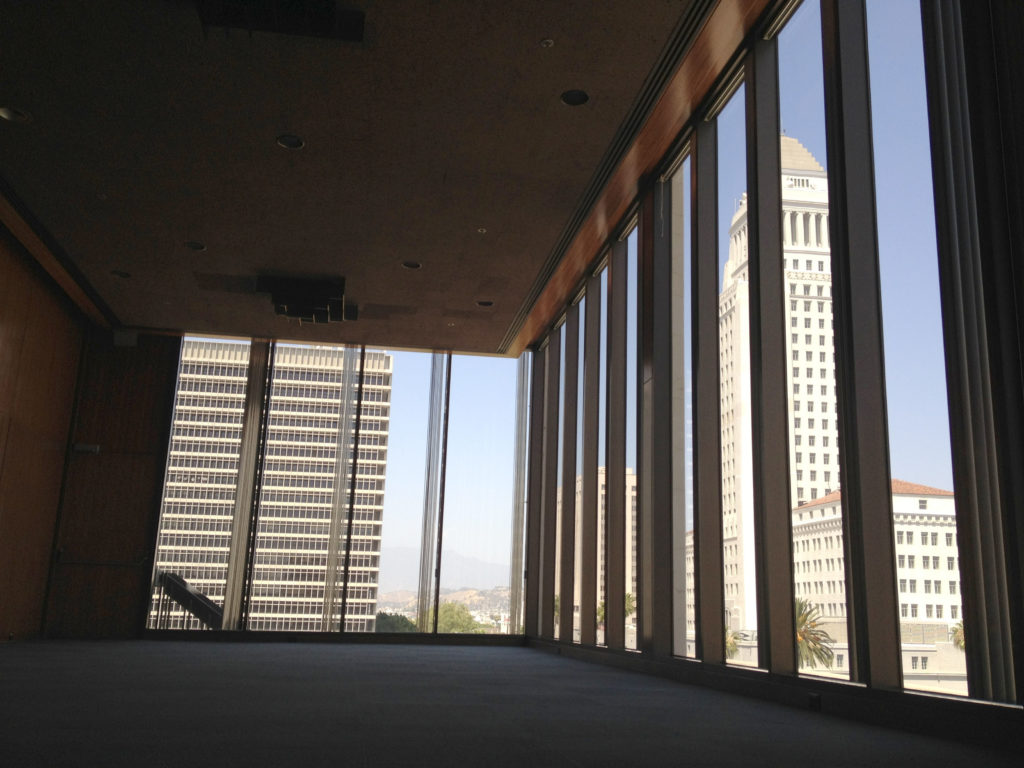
{"left": 524, "top": 0, "right": 1019, "bottom": 707}
{"left": 148, "top": 338, "right": 529, "bottom": 636}
{"left": 715, "top": 83, "right": 759, "bottom": 667}
{"left": 777, "top": 0, "right": 849, "bottom": 680}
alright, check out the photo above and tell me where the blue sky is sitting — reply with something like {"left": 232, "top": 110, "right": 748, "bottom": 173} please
{"left": 714, "top": 0, "right": 952, "bottom": 491}
{"left": 378, "top": 350, "right": 518, "bottom": 588}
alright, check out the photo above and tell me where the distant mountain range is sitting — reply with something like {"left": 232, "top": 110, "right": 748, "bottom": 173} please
{"left": 377, "top": 545, "right": 510, "bottom": 593}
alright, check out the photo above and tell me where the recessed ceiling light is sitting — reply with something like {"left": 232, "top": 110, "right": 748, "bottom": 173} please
{"left": 447, "top": 322, "right": 456, "bottom": 327}
{"left": 276, "top": 134, "right": 305, "bottom": 149}
{"left": 477, "top": 300, "right": 494, "bottom": 308}
{"left": 184, "top": 240, "right": 206, "bottom": 252}
{"left": 402, "top": 260, "right": 422, "bottom": 270}
{"left": 111, "top": 269, "right": 131, "bottom": 279}
{"left": 560, "top": 89, "right": 589, "bottom": 106}
{"left": 540, "top": 38, "right": 554, "bottom": 48}
{"left": 0, "top": 106, "right": 32, "bottom": 123}
{"left": 477, "top": 227, "right": 487, "bottom": 234}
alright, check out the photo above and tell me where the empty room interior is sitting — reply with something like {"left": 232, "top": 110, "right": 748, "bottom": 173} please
{"left": 1, "top": 1, "right": 1022, "bottom": 765}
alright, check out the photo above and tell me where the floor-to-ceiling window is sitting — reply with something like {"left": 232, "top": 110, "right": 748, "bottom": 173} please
{"left": 149, "top": 338, "right": 528, "bottom": 635}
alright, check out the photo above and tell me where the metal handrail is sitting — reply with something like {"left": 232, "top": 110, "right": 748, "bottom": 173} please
{"left": 154, "top": 571, "right": 223, "bottom": 630}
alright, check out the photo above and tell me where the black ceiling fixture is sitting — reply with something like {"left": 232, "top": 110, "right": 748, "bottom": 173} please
{"left": 255, "top": 274, "right": 357, "bottom": 323}
{"left": 560, "top": 89, "right": 589, "bottom": 106}
{"left": 194, "top": 1, "right": 365, "bottom": 43}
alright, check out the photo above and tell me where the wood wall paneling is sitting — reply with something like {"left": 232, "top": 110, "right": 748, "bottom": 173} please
{"left": 44, "top": 331, "right": 180, "bottom": 638}
{"left": 0, "top": 227, "right": 84, "bottom": 640}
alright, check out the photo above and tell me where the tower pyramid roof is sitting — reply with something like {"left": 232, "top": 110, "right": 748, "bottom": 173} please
{"left": 780, "top": 135, "right": 824, "bottom": 173}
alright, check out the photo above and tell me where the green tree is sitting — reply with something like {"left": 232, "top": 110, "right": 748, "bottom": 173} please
{"left": 375, "top": 611, "right": 416, "bottom": 633}
{"left": 725, "top": 627, "right": 739, "bottom": 660}
{"left": 596, "top": 594, "right": 635, "bottom": 626}
{"left": 951, "top": 620, "right": 965, "bottom": 651}
{"left": 429, "top": 602, "right": 485, "bottom": 634}
{"left": 795, "top": 597, "right": 835, "bottom": 669}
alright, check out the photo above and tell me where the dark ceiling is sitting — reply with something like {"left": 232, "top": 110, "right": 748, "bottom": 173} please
{"left": 0, "top": 0, "right": 695, "bottom": 354}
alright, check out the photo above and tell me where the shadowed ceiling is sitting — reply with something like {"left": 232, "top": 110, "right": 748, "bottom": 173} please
{"left": 0, "top": 0, "right": 697, "bottom": 354}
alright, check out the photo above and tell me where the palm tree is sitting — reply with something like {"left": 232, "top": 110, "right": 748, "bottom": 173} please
{"left": 725, "top": 627, "right": 739, "bottom": 660}
{"left": 951, "top": 620, "right": 965, "bottom": 651}
{"left": 794, "top": 597, "right": 835, "bottom": 669}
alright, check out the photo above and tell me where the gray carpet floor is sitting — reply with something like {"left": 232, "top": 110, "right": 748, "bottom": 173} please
{"left": 0, "top": 641, "right": 1017, "bottom": 767}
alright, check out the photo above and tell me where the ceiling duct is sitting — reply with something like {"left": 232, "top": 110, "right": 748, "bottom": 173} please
{"left": 194, "top": 1, "right": 366, "bottom": 43}
{"left": 255, "top": 275, "right": 357, "bottom": 323}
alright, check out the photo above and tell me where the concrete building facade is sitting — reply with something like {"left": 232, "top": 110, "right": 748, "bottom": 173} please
{"left": 149, "top": 339, "right": 392, "bottom": 632}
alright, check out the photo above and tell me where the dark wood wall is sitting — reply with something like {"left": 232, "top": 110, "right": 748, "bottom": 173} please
{"left": 0, "top": 226, "right": 84, "bottom": 640}
{"left": 1, "top": 222, "right": 182, "bottom": 640}
{"left": 44, "top": 330, "right": 180, "bottom": 638}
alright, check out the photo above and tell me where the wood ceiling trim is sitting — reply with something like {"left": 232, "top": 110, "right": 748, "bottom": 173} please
{"left": 505, "top": 0, "right": 773, "bottom": 356}
{"left": 0, "top": 189, "right": 111, "bottom": 329}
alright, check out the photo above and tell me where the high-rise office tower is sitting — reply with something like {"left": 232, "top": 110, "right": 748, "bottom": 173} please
{"left": 148, "top": 339, "right": 392, "bottom": 632}
{"left": 720, "top": 137, "right": 837, "bottom": 635}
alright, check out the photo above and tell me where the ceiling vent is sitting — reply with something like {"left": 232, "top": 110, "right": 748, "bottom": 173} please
{"left": 195, "top": 1, "right": 365, "bottom": 43}
{"left": 255, "top": 275, "right": 358, "bottom": 323}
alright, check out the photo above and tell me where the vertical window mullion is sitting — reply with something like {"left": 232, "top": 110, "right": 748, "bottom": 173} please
{"left": 509, "top": 353, "right": 531, "bottom": 637}
{"left": 430, "top": 352, "right": 453, "bottom": 634}
{"left": 540, "top": 333, "right": 562, "bottom": 638}
{"left": 524, "top": 347, "right": 547, "bottom": 637}
{"left": 821, "top": 0, "right": 901, "bottom": 690}
{"left": 640, "top": 183, "right": 675, "bottom": 656}
{"left": 746, "top": 36, "right": 796, "bottom": 675}
{"left": 338, "top": 345, "right": 367, "bottom": 633}
{"left": 559, "top": 305, "right": 580, "bottom": 639}
{"left": 693, "top": 121, "right": 726, "bottom": 664}
{"left": 219, "top": 340, "right": 272, "bottom": 631}
{"left": 605, "top": 238, "right": 629, "bottom": 650}
{"left": 321, "top": 345, "right": 360, "bottom": 631}
{"left": 415, "top": 353, "right": 446, "bottom": 631}
{"left": 580, "top": 272, "right": 602, "bottom": 645}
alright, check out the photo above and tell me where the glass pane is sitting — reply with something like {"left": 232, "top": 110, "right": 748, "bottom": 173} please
{"left": 778, "top": 0, "right": 848, "bottom": 679}
{"left": 439, "top": 355, "right": 518, "bottom": 633}
{"left": 148, "top": 336, "right": 251, "bottom": 629}
{"left": 717, "top": 84, "right": 759, "bottom": 666}
{"left": 672, "top": 155, "right": 695, "bottom": 657}
{"left": 374, "top": 349, "right": 434, "bottom": 633}
{"left": 246, "top": 344, "right": 391, "bottom": 632}
{"left": 867, "top": 0, "right": 966, "bottom": 695}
